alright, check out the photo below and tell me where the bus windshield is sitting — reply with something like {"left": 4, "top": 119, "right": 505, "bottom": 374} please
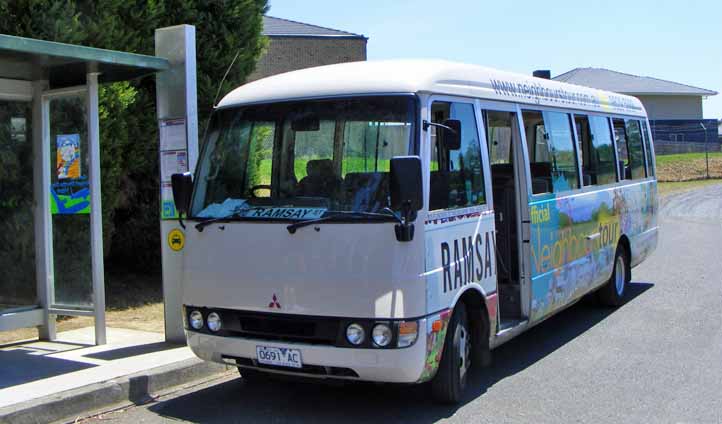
{"left": 191, "top": 96, "right": 416, "bottom": 220}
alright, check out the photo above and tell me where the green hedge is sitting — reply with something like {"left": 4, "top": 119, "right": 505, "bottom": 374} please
{"left": 0, "top": 1, "right": 268, "bottom": 277}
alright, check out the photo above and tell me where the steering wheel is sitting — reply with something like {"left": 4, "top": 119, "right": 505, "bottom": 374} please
{"left": 249, "top": 185, "right": 272, "bottom": 198}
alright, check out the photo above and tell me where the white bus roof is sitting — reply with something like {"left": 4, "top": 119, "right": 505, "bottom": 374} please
{"left": 218, "top": 59, "right": 646, "bottom": 117}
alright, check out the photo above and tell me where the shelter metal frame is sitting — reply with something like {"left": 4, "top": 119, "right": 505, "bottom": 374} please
{"left": 0, "top": 34, "right": 172, "bottom": 345}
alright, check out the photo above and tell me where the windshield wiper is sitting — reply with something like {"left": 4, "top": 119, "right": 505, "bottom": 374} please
{"left": 194, "top": 209, "right": 250, "bottom": 232}
{"left": 286, "top": 210, "right": 400, "bottom": 234}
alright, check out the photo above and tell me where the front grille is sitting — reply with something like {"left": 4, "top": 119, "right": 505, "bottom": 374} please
{"left": 239, "top": 315, "right": 323, "bottom": 339}
{"left": 188, "top": 307, "right": 341, "bottom": 345}
{"left": 233, "top": 311, "right": 340, "bottom": 345}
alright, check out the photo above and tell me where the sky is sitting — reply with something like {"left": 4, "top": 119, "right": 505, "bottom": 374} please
{"left": 267, "top": 0, "right": 722, "bottom": 120}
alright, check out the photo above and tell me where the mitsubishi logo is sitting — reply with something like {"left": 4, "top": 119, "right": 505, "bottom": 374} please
{"left": 268, "top": 294, "right": 281, "bottom": 309}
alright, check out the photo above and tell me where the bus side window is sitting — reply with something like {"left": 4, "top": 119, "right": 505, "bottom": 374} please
{"left": 641, "top": 121, "right": 656, "bottom": 177}
{"left": 523, "top": 110, "right": 579, "bottom": 194}
{"left": 574, "top": 114, "right": 593, "bottom": 186}
{"left": 587, "top": 115, "right": 617, "bottom": 185}
{"left": 522, "top": 110, "right": 549, "bottom": 194}
{"left": 612, "top": 118, "right": 629, "bottom": 180}
{"left": 429, "top": 101, "right": 486, "bottom": 210}
{"left": 625, "top": 119, "right": 646, "bottom": 179}
{"left": 487, "top": 111, "right": 514, "bottom": 165}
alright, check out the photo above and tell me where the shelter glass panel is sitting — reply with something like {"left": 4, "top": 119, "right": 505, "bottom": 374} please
{"left": 0, "top": 100, "right": 36, "bottom": 312}
{"left": 49, "top": 95, "right": 93, "bottom": 308}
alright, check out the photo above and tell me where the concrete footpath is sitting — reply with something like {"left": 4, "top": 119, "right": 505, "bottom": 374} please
{"left": 0, "top": 327, "right": 232, "bottom": 424}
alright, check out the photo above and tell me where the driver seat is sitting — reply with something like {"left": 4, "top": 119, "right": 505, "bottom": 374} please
{"left": 296, "top": 159, "right": 341, "bottom": 198}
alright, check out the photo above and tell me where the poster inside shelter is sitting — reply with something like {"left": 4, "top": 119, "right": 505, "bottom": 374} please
{"left": 51, "top": 133, "right": 90, "bottom": 214}
{"left": 57, "top": 134, "right": 81, "bottom": 179}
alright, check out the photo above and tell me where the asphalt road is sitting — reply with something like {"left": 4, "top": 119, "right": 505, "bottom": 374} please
{"left": 80, "top": 184, "right": 722, "bottom": 424}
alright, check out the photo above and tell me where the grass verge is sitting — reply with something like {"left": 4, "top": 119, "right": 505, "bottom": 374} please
{"left": 656, "top": 151, "right": 722, "bottom": 181}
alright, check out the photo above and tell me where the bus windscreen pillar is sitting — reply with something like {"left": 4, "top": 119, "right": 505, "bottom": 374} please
{"left": 155, "top": 25, "right": 199, "bottom": 343}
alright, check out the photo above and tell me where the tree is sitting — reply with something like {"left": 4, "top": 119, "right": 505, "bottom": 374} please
{"left": 0, "top": 0, "right": 268, "bottom": 274}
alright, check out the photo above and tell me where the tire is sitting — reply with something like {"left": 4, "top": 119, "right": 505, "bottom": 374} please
{"left": 432, "top": 306, "right": 471, "bottom": 404}
{"left": 599, "top": 246, "right": 628, "bottom": 306}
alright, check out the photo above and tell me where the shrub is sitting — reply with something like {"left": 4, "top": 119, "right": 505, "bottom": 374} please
{"left": 0, "top": 0, "right": 268, "bottom": 284}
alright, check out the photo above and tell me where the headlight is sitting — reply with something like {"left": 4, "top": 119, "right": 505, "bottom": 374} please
{"left": 397, "top": 321, "right": 418, "bottom": 348}
{"left": 346, "top": 323, "right": 365, "bottom": 345}
{"left": 372, "top": 323, "right": 392, "bottom": 347}
{"left": 207, "top": 312, "right": 222, "bottom": 332}
{"left": 189, "top": 310, "right": 204, "bottom": 330}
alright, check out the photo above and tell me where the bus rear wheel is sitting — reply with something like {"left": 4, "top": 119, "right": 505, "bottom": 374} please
{"left": 599, "top": 246, "right": 628, "bottom": 306}
{"left": 431, "top": 306, "right": 471, "bottom": 404}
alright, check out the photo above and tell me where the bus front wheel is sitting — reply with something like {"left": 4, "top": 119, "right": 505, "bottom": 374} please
{"left": 599, "top": 246, "right": 628, "bottom": 306}
{"left": 431, "top": 306, "right": 471, "bottom": 404}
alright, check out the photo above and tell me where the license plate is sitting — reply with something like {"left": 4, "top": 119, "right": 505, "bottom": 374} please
{"left": 256, "top": 346, "right": 302, "bottom": 369}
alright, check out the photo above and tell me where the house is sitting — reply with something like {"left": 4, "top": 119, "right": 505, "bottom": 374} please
{"left": 553, "top": 68, "right": 718, "bottom": 149}
{"left": 247, "top": 16, "right": 367, "bottom": 82}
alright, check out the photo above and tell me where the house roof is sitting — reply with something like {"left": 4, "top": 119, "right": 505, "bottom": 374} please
{"left": 262, "top": 16, "right": 366, "bottom": 39}
{"left": 553, "top": 68, "right": 717, "bottom": 96}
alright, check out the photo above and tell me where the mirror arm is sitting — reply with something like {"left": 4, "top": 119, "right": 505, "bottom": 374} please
{"left": 422, "top": 120, "right": 458, "bottom": 135}
{"left": 383, "top": 206, "right": 415, "bottom": 242}
{"left": 177, "top": 212, "right": 186, "bottom": 230}
{"left": 393, "top": 201, "right": 415, "bottom": 242}
{"left": 382, "top": 207, "right": 403, "bottom": 225}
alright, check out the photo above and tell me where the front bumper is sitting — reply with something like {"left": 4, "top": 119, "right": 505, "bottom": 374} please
{"left": 185, "top": 318, "right": 429, "bottom": 383}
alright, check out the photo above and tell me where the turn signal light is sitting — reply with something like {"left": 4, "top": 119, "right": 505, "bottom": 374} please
{"left": 397, "top": 321, "right": 418, "bottom": 348}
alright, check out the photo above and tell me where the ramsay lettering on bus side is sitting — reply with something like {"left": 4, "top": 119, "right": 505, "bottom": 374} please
{"left": 440, "top": 231, "right": 496, "bottom": 293}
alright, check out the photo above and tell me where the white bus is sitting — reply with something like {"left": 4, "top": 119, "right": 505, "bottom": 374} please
{"left": 171, "top": 60, "right": 658, "bottom": 403}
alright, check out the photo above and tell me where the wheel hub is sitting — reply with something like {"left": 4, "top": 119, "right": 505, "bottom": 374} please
{"left": 615, "top": 255, "right": 625, "bottom": 296}
{"left": 458, "top": 324, "right": 471, "bottom": 380}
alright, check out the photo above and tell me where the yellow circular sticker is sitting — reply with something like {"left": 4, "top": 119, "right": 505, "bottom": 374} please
{"left": 168, "top": 229, "right": 185, "bottom": 251}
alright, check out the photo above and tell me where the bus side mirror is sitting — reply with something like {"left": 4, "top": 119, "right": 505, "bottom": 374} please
{"left": 389, "top": 156, "right": 422, "bottom": 242}
{"left": 440, "top": 119, "right": 461, "bottom": 150}
{"left": 172, "top": 172, "right": 193, "bottom": 218}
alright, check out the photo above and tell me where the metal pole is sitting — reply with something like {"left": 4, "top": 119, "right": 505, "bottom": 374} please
{"left": 33, "top": 80, "right": 56, "bottom": 341}
{"left": 87, "top": 72, "right": 106, "bottom": 345}
{"left": 701, "top": 122, "right": 709, "bottom": 180}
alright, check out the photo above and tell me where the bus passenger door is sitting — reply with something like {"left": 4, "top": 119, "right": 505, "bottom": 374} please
{"left": 423, "top": 98, "right": 497, "bottom": 330}
{"left": 481, "top": 103, "right": 530, "bottom": 330}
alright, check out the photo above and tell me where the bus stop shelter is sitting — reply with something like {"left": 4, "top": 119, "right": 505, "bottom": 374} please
{"left": 0, "top": 29, "right": 196, "bottom": 345}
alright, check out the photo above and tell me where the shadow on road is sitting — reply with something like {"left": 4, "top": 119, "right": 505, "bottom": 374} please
{"left": 147, "top": 282, "right": 653, "bottom": 423}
